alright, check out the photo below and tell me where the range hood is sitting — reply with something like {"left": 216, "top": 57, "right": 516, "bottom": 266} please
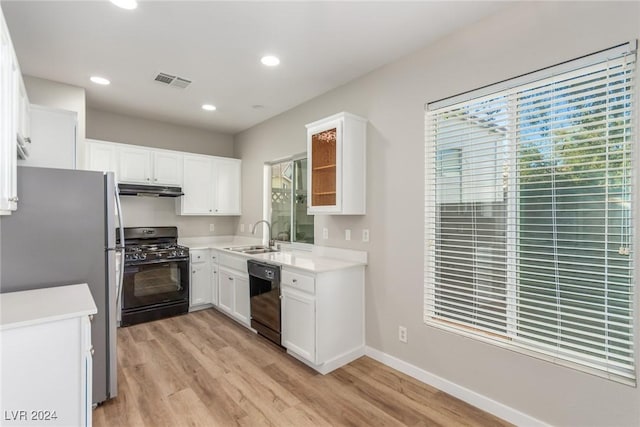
{"left": 118, "top": 183, "right": 184, "bottom": 197}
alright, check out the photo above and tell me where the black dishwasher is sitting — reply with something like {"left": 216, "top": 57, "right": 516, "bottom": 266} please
{"left": 247, "top": 260, "right": 282, "bottom": 346}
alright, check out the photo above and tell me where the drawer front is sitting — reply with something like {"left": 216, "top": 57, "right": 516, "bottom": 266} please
{"left": 282, "top": 269, "right": 315, "bottom": 294}
{"left": 190, "top": 249, "right": 208, "bottom": 264}
{"left": 219, "top": 253, "right": 248, "bottom": 273}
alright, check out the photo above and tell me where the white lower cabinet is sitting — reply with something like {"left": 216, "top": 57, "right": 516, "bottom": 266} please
{"left": 0, "top": 284, "right": 96, "bottom": 427}
{"left": 216, "top": 253, "right": 250, "bottom": 327}
{"left": 201, "top": 247, "right": 364, "bottom": 374}
{"left": 218, "top": 268, "right": 234, "bottom": 314}
{"left": 233, "top": 275, "right": 250, "bottom": 325}
{"left": 190, "top": 249, "right": 212, "bottom": 309}
{"left": 281, "top": 287, "right": 315, "bottom": 362}
{"left": 281, "top": 265, "right": 365, "bottom": 374}
{"left": 218, "top": 268, "right": 250, "bottom": 326}
{"left": 210, "top": 251, "right": 219, "bottom": 306}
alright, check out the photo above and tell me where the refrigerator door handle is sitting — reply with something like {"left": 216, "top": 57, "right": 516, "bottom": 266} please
{"left": 115, "top": 183, "right": 125, "bottom": 306}
{"left": 116, "top": 247, "right": 125, "bottom": 307}
{"left": 115, "top": 183, "right": 125, "bottom": 248}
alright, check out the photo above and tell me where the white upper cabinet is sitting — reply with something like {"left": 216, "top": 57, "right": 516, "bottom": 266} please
{"left": 82, "top": 141, "right": 239, "bottom": 213}
{"left": 153, "top": 150, "right": 182, "bottom": 186}
{"left": 85, "top": 139, "right": 119, "bottom": 178}
{"left": 180, "top": 154, "right": 213, "bottom": 214}
{"left": 213, "top": 157, "right": 241, "bottom": 215}
{"left": 0, "top": 6, "right": 21, "bottom": 214}
{"left": 84, "top": 140, "right": 183, "bottom": 187}
{"left": 118, "top": 146, "right": 152, "bottom": 184}
{"left": 177, "top": 154, "right": 241, "bottom": 216}
{"left": 119, "top": 148, "right": 182, "bottom": 186}
{"left": 306, "top": 112, "right": 366, "bottom": 215}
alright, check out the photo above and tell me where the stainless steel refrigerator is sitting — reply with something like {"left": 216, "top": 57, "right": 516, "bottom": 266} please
{"left": 0, "top": 166, "right": 123, "bottom": 404}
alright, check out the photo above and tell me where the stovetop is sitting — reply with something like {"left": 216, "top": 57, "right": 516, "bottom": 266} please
{"left": 124, "top": 244, "right": 189, "bottom": 263}
{"left": 118, "top": 226, "right": 189, "bottom": 264}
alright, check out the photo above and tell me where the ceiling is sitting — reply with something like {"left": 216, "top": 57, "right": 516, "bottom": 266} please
{"left": 2, "top": 1, "right": 509, "bottom": 135}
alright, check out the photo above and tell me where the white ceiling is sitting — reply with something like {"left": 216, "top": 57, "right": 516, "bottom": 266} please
{"left": 2, "top": 1, "right": 509, "bottom": 134}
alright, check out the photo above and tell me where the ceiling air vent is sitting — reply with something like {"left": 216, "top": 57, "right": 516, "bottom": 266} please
{"left": 153, "top": 72, "right": 192, "bottom": 89}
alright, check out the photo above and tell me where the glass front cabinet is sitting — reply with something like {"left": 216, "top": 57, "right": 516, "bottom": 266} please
{"left": 306, "top": 112, "right": 367, "bottom": 215}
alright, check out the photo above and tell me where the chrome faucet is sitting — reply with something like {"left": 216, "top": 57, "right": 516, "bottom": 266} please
{"left": 251, "top": 220, "right": 274, "bottom": 248}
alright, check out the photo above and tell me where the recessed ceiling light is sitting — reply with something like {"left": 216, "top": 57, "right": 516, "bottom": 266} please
{"left": 202, "top": 104, "right": 217, "bottom": 111}
{"left": 90, "top": 76, "right": 110, "bottom": 85}
{"left": 110, "top": 0, "right": 138, "bottom": 10}
{"left": 260, "top": 55, "right": 280, "bottom": 67}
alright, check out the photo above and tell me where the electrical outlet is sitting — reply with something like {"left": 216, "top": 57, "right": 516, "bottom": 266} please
{"left": 322, "top": 227, "right": 329, "bottom": 239}
{"left": 240, "top": 223, "right": 245, "bottom": 233}
{"left": 399, "top": 326, "right": 408, "bottom": 343}
{"left": 345, "top": 229, "right": 351, "bottom": 241}
{"left": 362, "top": 229, "right": 370, "bottom": 242}
{"left": 209, "top": 223, "right": 215, "bottom": 232}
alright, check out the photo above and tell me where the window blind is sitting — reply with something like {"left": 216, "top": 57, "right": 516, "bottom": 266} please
{"left": 424, "top": 44, "right": 637, "bottom": 384}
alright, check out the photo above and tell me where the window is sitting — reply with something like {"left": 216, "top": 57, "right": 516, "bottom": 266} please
{"left": 425, "top": 43, "right": 636, "bottom": 384}
{"left": 270, "top": 157, "right": 314, "bottom": 244}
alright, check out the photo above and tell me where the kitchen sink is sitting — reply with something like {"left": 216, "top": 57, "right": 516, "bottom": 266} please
{"left": 224, "top": 245, "right": 279, "bottom": 255}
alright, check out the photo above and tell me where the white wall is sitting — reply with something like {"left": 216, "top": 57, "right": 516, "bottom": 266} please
{"left": 86, "top": 108, "right": 234, "bottom": 157}
{"left": 234, "top": 2, "right": 640, "bottom": 426}
{"left": 86, "top": 108, "right": 238, "bottom": 237}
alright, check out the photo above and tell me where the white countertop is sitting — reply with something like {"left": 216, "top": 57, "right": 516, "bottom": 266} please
{"left": 179, "top": 236, "right": 367, "bottom": 273}
{"left": 0, "top": 283, "right": 97, "bottom": 331}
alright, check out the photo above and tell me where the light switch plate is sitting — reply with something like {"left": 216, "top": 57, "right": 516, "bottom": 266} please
{"left": 362, "top": 229, "right": 370, "bottom": 242}
{"left": 323, "top": 227, "right": 329, "bottom": 239}
{"left": 209, "top": 224, "right": 215, "bottom": 232}
{"left": 345, "top": 229, "right": 351, "bottom": 241}
{"left": 240, "top": 223, "right": 245, "bottom": 232}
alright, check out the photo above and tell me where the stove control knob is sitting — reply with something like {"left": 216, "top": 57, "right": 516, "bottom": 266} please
{"left": 132, "top": 253, "right": 139, "bottom": 260}
{"left": 178, "top": 250, "right": 185, "bottom": 257}
{"left": 171, "top": 250, "right": 177, "bottom": 257}
{"left": 139, "top": 253, "right": 147, "bottom": 260}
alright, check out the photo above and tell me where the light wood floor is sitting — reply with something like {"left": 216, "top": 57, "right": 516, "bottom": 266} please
{"left": 93, "top": 309, "right": 511, "bottom": 427}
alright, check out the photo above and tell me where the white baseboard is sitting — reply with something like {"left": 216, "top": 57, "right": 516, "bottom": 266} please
{"left": 289, "top": 346, "right": 365, "bottom": 375}
{"left": 364, "top": 346, "right": 548, "bottom": 427}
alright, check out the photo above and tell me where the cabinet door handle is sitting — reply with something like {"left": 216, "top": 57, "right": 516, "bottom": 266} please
{"left": 90, "top": 346, "right": 95, "bottom": 356}
{"left": 8, "top": 197, "right": 18, "bottom": 202}
{"left": 228, "top": 277, "right": 233, "bottom": 281}
{"left": 292, "top": 279, "right": 297, "bottom": 283}
{"left": 146, "top": 177, "right": 150, "bottom": 181}
{"left": 154, "top": 178, "right": 158, "bottom": 182}
{"left": 192, "top": 270, "right": 196, "bottom": 274}
{"left": 89, "top": 315, "right": 94, "bottom": 322}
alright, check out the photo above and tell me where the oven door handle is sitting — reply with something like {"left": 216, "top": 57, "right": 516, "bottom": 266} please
{"left": 123, "top": 258, "right": 189, "bottom": 266}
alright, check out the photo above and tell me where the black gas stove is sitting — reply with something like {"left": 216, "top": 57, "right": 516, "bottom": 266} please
{"left": 117, "top": 227, "right": 190, "bottom": 326}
